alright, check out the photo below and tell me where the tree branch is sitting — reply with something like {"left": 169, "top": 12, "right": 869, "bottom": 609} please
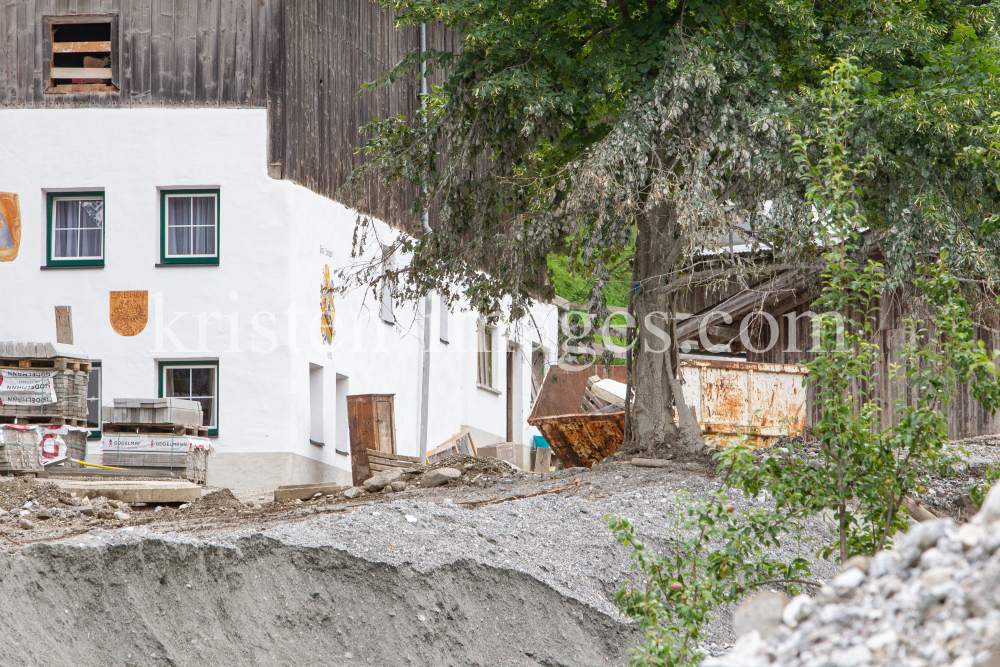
{"left": 750, "top": 578, "right": 823, "bottom": 588}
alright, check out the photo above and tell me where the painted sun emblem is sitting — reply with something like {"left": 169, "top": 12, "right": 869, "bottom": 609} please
{"left": 0, "top": 193, "right": 21, "bottom": 262}
{"left": 321, "top": 265, "right": 336, "bottom": 344}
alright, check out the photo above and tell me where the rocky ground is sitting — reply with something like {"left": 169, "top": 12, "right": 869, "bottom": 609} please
{"left": 0, "top": 455, "right": 840, "bottom": 666}
{"left": 708, "top": 487, "right": 1000, "bottom": 667}
{"left": 0, "top": 438, "right": 997, "bottom": 666}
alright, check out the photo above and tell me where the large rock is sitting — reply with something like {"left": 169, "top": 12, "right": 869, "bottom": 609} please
{"left": 732, "top": 591, "right": 788, "bottom": 640}
{"left": 342, "top": 487, "right": 365, "bottom": 500}
{"left": 363, "top": 468, "right": 404, "bottom": 492}
{"left": 421, "top": 467, "right": 462, "bottom": 488}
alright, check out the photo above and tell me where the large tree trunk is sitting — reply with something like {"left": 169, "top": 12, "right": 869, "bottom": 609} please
{"left": 629, "top": 202, "right": 707, "bottom": 461}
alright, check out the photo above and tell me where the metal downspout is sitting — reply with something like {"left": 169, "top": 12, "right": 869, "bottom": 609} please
{"left": 418, "top": 22, "right": 432, "bottom": 464}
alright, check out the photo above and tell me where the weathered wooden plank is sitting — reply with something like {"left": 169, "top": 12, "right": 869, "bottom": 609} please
{"left": 265, "top": 0, "right": 284, "bottom": 173}
{"left": 249, "top": 0, "right": 267, "bottom": 106}
{"left": 125, "top": 0, "right": 151, "bottom": 102}
{"left": 195, "top": 0, "right": 221, "bottom": 104}
{"left": 366, "top": 449, "right": 420, "bottom": 463}
{"left": 149, "top": 0, "right": 173, "bottom": 101}
{"left": 172, "top": 0, "right": 197, "bottom": 103}
{"left": 52, "top": 40, "right": 110, "bottom": 52}
{"left": 15, "top": 0, "right": 35, "bottom": 106}
{"left": 217, "top": 0, "right": 236, "bottom": 103}
{"left": 0, "top": 1, "right": 16, "bottom": 105}
{"left": 50, "top": 66, "right": 112, "bottom": 78}
{"left": 231, "top": 0, "right": 250, "bottom": 102}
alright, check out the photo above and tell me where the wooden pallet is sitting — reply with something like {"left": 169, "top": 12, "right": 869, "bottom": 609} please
{"left": 581, "top": 375, "right": 612, "bottom": 413}
{"left": 0, "top": 357, "right": 92, "bottom": 372}
{"left": 0, "top": 415, "right": 89, "bottom": 427}
{"left": 366, "top": 449, "right": 422, "bottom": 474}
{"left": 47, "top": 468, "right": 179, "bottom": 480}
{"left": 100, "top": 451, "right": 207, "bottom": 485}
{"left": 103, "top": 422, "right": 210, "bottom": 438}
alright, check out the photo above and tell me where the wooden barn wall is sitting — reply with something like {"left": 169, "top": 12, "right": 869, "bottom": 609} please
{"left": 274, "top": 5, "right": 459, "bottom": 233}
{"left": 676, "top": 281, "right": 749, "bottom": 318}
{"left": 747, "top": 292, "right": 1000, "bottom": 440}
{"left": 0, "top": 0, "right": 272, "bottom": 108}
{"left": 1, "top": 0, "right": 456, "bottom": 232}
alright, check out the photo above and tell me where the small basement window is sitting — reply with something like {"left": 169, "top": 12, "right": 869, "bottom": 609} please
{"left": 46, "top": 17, "right": 118, "bottom": 93}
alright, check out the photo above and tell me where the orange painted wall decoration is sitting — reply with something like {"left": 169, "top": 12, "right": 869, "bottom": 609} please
{"left": 0, "top": 193, "right": 21, "bottom": 262}
{"left": 110, "top": 291, "right": 149, "bottom": 337}
{"left": 321, "top": 265, "right": 336, "bottom": 344}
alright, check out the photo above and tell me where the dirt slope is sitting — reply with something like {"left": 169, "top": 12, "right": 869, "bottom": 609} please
{"left": 1, "top": 534, "right": 634, "bottom": 667}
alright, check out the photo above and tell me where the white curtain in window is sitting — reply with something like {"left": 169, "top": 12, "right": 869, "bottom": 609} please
{"left": 54, "top": 199, "right": 103, "bottom": 258}
{"left": 168, "top": 195, "right": 216, "bottom": 257}
{"left": 167, "top": 197, "right": 191, "bottom": 255}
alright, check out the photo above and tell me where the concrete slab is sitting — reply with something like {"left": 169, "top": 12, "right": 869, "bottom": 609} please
{"left": 51, "top": 480, "right": 203, "bottom": 504}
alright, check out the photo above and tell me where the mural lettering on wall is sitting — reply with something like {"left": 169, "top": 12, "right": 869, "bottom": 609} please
{"left": 0, "top": 193, "right": 21, "bottom": 263}
{"left": 110, "top": 291, "right": 149, "bottom": 337}
{"left": 321, "top": 265, "right": 336, "bottom": 344}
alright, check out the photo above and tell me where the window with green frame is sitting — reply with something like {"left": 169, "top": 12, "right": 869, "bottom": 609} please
{"left": 159, "top": 189, "right": 220, "bottom": 265}
{"left": 158, "top": 360, "right": 219, "bottom": 436}
{"left": 46, "top": 191, "right": 105, "bottom": 267}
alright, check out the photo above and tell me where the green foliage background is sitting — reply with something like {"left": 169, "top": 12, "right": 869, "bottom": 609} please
{"left": 547, "top": 252, "right": 631, "bottom": 308}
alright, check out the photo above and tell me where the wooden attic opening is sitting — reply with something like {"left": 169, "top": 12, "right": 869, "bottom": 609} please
{"left": 46, "top": 17, "right": 118, "bottom": 93}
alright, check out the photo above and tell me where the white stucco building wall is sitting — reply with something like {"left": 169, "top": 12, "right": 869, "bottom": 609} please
{"left": 0, "top": 107, "right": 559, "bottom": 489}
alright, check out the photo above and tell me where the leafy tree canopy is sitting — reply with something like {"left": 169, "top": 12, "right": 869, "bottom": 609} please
{"left": 342, "top": 0, "right": 1000, "bottom": 453}
{"left": 346, "top": 0, "right": 1000, "bottom": 313}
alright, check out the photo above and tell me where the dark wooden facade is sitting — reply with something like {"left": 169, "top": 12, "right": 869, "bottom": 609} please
{"left": 0, "top": 0, "right": 442, "bottom": 229}
{"left": 0, "top": 0, "right": 272, "bottom": 107}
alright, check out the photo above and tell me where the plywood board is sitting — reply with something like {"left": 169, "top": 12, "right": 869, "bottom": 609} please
{"left": 427, "top": 429, "right": 476, "bottom": 465}
{"left": 55, "top": 306, "right": 73, "bottom": 345}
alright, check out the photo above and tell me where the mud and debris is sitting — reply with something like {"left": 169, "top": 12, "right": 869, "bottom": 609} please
{"left": 424, "top": 453, "right": 519, "bottom": 481}
{"left": 1, "top": 441, "right": 999, "bottom": 666}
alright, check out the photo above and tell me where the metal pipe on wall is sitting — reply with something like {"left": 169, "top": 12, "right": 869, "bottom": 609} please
{"left": 418, "top": 22, "right": 432, "bottom": 464}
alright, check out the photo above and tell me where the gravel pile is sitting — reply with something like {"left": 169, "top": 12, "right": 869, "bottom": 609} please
{"left": 259, "top": 465, "right": 839, "bottom": 650}
{"left": 0, "top": 460, "right": 848, "bottom": 664}
{"left": 194, "top": 488, "right": 244, "bottom": 510}
{"left": 707, "top": 485, "right": 1000, "bottom": 667}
